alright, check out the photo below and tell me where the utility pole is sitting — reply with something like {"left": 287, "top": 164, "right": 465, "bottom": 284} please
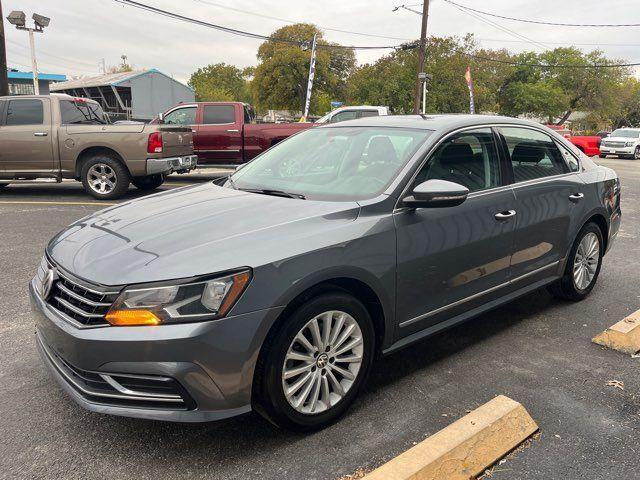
{"left": 0, "top": 0, "right": 8, "bottom": 96}
{"left": 413, "top": 0, "right": 430, "bottom": 114}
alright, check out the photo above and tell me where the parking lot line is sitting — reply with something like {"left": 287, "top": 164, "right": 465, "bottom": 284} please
{"left": 0, "top": 200, "right": 116, "bottom": 206}
{"left": 364, "top": 395, "right": 538, "bottom": 480}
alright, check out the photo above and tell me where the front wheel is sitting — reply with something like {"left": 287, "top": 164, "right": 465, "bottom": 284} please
{"left": 81, "top": 156, "right": 130, "bottom": 200}
{"left": 254, "top": 292, "right": 374, "bottom": 431}
{"left": 132, "top": 173, "right": 166, "bottom": 191}
{"left": 634, "top": 146, "right": 640, "bottom": 160}
{"left": 548, "top": 222, "right": 603, "bottom": 301}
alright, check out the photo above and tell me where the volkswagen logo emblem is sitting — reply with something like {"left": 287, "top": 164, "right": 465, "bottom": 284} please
{"left": 41, "top": 268, "right": 57, "bottom": 300}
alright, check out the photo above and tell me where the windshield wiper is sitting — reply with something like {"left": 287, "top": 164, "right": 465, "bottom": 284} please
{"left": 239, "top": 188, "right": 306, "bottom": 200}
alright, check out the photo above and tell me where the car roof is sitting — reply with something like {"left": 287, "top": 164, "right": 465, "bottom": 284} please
{"left": 319, "top": 114, "right": 551, "bottom": 132}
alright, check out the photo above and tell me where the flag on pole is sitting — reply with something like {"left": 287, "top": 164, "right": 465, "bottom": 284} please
{"left": 302, "top": 34, "right": 318, "bottom": 121}
{"left": 464, "top": 66, "right": 475, "bottom": 114}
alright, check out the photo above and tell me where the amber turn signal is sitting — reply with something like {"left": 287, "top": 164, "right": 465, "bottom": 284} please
{"left": 105, "top": 309, "right": 160, "bottom": 326}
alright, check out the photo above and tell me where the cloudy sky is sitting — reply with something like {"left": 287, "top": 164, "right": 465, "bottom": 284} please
{"left": 3, "top": 0, "right": 640, "bottom": 84}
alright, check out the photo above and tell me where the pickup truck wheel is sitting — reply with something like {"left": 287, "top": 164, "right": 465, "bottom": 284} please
{"left": 132, "top": 174, "right": 166, "bottom": 191}
{"left": 634, "top": 146, "right": 640, "bottom": 160}
{"left": 81, "top": 156, "right": 130, "bottom": 200}
{"left": 0, "top": 184, "right": 8, "bottom": 192}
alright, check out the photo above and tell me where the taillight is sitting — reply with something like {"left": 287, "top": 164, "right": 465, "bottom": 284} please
{"left": 147, "top": 132, "right": 163, "bottom": 154}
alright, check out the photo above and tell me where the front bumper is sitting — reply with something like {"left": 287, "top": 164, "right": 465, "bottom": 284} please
{"left": 147, "top": 155, "right": 198, "bottom": 175}
{"left": 30, "top": 279, "right": 283, "bottom": 422}
{"left": 600, "top": 146, "right": 634, "bottom": 156}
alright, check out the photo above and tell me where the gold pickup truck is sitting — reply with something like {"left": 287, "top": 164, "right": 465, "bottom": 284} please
{"left": 0, "top": 94, "right": 197, "bottom": 199}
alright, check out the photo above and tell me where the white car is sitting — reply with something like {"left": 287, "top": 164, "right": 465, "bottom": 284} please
{"left": 600, "top": 128, "right": 640, "bottom": 159}
{"left": 316, "top": 105, "right": 389, "bottom": 124}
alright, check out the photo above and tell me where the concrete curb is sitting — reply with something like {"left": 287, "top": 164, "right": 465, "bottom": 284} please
{"left": 593, "top": 309, "right": 640, "bottom": 355}
{"left": 364, "top": 395, "right": 538, "bottom": 480}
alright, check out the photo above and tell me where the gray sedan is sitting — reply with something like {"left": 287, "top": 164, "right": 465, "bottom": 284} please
{"left": 30, "top": 115, "right": 621, "bottom": 430}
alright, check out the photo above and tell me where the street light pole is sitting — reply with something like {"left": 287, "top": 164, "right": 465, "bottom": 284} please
{"left": 413, "top": 0, "right": 430, "bottom": 114}
{"left": 28, "top": 28, "right": 39, "bottom": 94}
{"left": 0, "top": 0, "right": 8, "bottom": 96}
{"left": 6, "top": 11, "right": 49, "bottom": 95}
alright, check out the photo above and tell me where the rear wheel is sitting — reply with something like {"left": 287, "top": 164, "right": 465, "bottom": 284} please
{"left": 132, "top": 173, "right": 166, "bottom": 191}
{"left": 0, "top": 183, "right": 8, "bottom": 191}
{"left": 81, "top": 155, "right": 130, "bottom": 200}
{"left": 548, "top": 222, "right": 603, "bottom": 301}
{"left": 254, "top": 292, "right": 374, "bottom": 431}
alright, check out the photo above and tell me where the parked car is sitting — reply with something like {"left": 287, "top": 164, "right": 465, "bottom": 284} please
{"left": 315, "top": 105, "right": 389, "bottom": 124}
{"left": 0, "top": 94, "right": 197, "bottom": 199}
{"left": 31, "top": 115, "right": 621, "bottom": 430}
{"left": 155, "top": 102, "right": 314, "bottom": 166}
{"left": 599, "top": 128, "right": 640, "bottom": 159}
{"left": 596, "top": 130, "right": 611, "bottom": 139}
{"left": 566, "top": 133, "right": 602, "bottom": 157}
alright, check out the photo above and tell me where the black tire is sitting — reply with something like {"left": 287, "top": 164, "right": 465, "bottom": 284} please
{"left": 548, "top": 222, "right": 604, "bottom": 301}
{"left": 132, "top": 173, "right": 166, "bottom": 191}
{"left": 80, "top": 155, "right": 130, "bottom": 200}
{"left": 0, "top": 183, "right": 8, "bottom": 191}
{"left": 253, "top": 292, "right": 375, "bottom": 431}
{"left": 634, "top": 146, "right": 640, "bottom": 160}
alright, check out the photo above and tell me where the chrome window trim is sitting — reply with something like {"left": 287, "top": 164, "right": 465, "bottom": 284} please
{"left": 399, "top": 260, "right": 560, "bottom": 328}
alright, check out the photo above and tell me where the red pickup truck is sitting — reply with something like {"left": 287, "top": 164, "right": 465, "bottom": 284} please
{"left": 157, "top": 102, "right": 314, "bottom": 166}
{"left": 546, "top": 124, "right": 601, "bottom": 156}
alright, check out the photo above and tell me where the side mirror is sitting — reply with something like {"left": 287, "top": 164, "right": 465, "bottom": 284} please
{"left": 403, "top": 179, "right": 469, "bottom": 208}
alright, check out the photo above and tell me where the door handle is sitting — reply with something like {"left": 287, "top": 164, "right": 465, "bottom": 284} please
{"left": 226, "top": 129, "right": 239, "bottom": 133}
{"left": 34, "top": 132, "right": 48, "bottom": 137}
{"left": 569, "top": 193, "right": 584, "bottom": 202}
{"left": 494, "top": 210, "right": 516, "bottom": 221}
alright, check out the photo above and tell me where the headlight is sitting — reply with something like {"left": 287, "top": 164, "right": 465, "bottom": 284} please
{"left": 105, "top": 270, "right": 251, "bottom": 326}
{"left": 625, "top": 141, "right": 634, "bottom": 147}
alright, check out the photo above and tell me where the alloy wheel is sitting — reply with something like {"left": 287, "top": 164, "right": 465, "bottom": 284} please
{"left": 87, "top": 163, "right": 117, "bottom": 194}
{"left": 281, "top": 310, "right": 363, "bottom": 415}
{"left": 573, "top": 232, "right": 600, "bottom": 290}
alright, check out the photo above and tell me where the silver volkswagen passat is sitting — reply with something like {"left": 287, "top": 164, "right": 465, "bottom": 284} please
{"left": 30, "top": 115, "right": 621, "bottom": 430}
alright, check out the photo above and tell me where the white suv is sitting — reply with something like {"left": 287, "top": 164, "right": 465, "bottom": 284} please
{"left": 316, "top": 106, "right": 389, "bottom": 124}
{"left": 600, "top": 128, "right": 640, "bottom": 159}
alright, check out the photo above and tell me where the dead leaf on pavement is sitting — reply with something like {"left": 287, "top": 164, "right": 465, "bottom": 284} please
{"left": 606, "top": 380, "right": 624, "bottom": 390}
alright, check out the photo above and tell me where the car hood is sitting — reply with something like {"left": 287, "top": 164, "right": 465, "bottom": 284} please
{"left": 47, "top": 183, "right": 360, "bottom": 286}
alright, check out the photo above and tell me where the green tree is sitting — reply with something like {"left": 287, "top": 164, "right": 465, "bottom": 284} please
{"left": 251, "top": 24, "right": 356, "bottom": 113}
{"left": 188, "top": 63, "right": 252, "bottom": 102}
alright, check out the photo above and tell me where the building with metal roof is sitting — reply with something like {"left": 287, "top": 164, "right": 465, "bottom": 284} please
{"left": 7, "top": 70, "right": 67, "bottom": 96}
{"left": 50, "top": 68, "right": 195, "bottom": 122}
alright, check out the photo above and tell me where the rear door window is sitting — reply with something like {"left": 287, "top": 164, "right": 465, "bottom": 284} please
{"left": 358, "top": 110, "right": 379, "bottom": 119}
{"left": 499, "top": 127, "right": 569, "bottom": 182}
{"left": 6, "top": 99, "right": 44, "bottom": 126}
{"left": 60, "top": 100, "right": 105, "bottom": 124}
{"left": 203, "top": 105, "right": 236, "bottom": 124}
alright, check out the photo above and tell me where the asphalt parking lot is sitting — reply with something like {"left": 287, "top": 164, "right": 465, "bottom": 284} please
{"left": 1, "top": 158, "right": 639, "bottom": 480}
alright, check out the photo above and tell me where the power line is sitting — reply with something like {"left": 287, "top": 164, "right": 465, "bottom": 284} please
{"left": 444, "top": 0, "right": 640, "bottom": 27}
{"left": 113, "top": 0, "right": 403, "bottom": 50}
{"left": 463, "top": 51, "right": 640, "bottom": 68}
{"left": 191, "top": 0, "right": 411, "bottom": 41}
{"left": 5, "top": 39, "right": 99, "bottom": 69}
{"left": 443, "top": 2, "right": 551, "bottom": 50}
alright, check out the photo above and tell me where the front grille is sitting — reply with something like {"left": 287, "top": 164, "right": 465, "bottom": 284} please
{"left": 39, "top": 256, "right": 119, "bottom": 327}
{"left": 602, "top": 141, "right": 627, "bottom": 148}
{"left": 38, "top": 334, "right": 195, "bottom": 410}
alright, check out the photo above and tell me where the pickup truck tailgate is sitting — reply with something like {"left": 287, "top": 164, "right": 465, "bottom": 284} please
{"left": 159, "top": 126, "right": 193, "bottom": 157}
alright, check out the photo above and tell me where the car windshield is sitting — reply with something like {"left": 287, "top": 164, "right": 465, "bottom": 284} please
{"left": 60, "top": 100, "right": 107, "bottom": 125}
{"left": 610, "top": 129, "right": 640, "bottom": 138}
{"left": 228, "top": 126, "right": 432, "bottom": 201}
